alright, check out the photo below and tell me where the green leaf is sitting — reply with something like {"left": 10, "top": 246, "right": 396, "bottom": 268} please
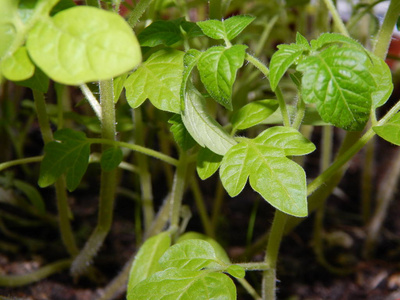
{"left": 38, "top": 129, "right": 90, "bottom": 191}
{"left": 231, "top": 99, "right": 279, "bottom": 131}
{"left": 125, "top": 49, "right": 184, "bottom": 113}
{"left": 297, "top": 46, "right": 375, "bottom": 131}
{"left": 220, "top": 127, "right": 314, "bottom": 217}
{"left": 368, "top": 52, "right": 393, "bottom": 108}
{"left": 130, "top": 268, "right": 236, "bottom": 300}
{"left": 196, "top": 147, "right": 223, "bottom": 180}
{"left": 197, "top": 45, "right": 247, "bottom": 110}
{"left": 0, "top": 0, "right": 18, "bottom": 59}
{"left": 226, "top": 265, "right": 245, "bottom": 279}
{"left": 26, "top": 6, "right": 141, "bottom": 85}
{"left": 295, "top": 32, "right": 310, "bottom": 48}
{"left": 269, "top": 43, "right": 306, "bottom": 91}
{"left": 197, "top": 20, "right": 226, "bottom": 40}
{"left": 168, "top": 114, "right": 196, "bottom": 151}
{"left": 127, "top": 232, "right": 171, "bottom": 299}
{"left": 1, "top": 46, "right": 35, "bottom": 81}
{"left": 14, "top": 66, "right": 49, "bottom": 92}
{"left": 100, "top": 147, "right": 123, "bottom": 171}
{"left": 159, "top": 239, "right": 219, "bottom": 271}
{"left": 113, "top": 73, "right": 128, "bottom": 103}
{"left": 311, "top": 33, "right": 365, "bottom": 51}
{"left": 181, "top": 84, "right": 237, "bottom": 156}
{"left": 180, "top": 21, "right": 204, "bottom": 39}
{"left": 373, "top": 112, "right": 400, "bottom": 145}
{"left": 197, "top": 15, "right": 255, "bottom": 41}
{"left": 181, "top": 49, "right": 202, "bottom": 110}
{"left": 224, "top": 15, "right": 256, "bottom": 40}
{"left": 178, "top": 232, "right": 231, "bottom": 264}
{"left": 138, "top": 20, "right": 182, "bottom": 47}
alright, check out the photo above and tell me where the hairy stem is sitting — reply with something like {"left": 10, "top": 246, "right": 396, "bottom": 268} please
{"left": 33, "top": 90, "right": 79, "bottom": 257}
{"left": 128, "top": 0, "right": 154, "bottom": 28}
{"left": 71, "top": 79, "right": 118, "bottom": 276}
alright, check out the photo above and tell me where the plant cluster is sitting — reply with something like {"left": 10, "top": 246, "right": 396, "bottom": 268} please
{"left": 1, "top": 0, "right": 400, "bottom": 299}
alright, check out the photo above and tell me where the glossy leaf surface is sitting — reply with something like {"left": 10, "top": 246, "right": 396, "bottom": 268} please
{"left": 196, "top": 147, "right": 222, "bottom": 180}
{"left": 125, "top": 49, "right": 184, "bottom": 113}
{"left": 373, "top": 112, "right": 400, "bottom": 145}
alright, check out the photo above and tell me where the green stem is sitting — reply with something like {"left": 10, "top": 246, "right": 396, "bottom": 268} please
{"left": 361, "top": 137, "right": 375, "bottom": 224}
{"left": 71, "top": 79, "right": 118, "bottom": 276}
{"left": 0, "top": 156, "right": 43, "bottom": 172}
{"left": 237, "top": 277, "right": 262, "bottom": 300}
{"left": 245, "top": 53, "right": 269, "bottom": 78}
{"left": 323, "top": 0, "right": 350, "bottom": 37}
{"left": 128, "top": 0, "right": 154, "bottom": 28}
{"left": 373, "top": 0, "right": 400, "bottom": 60}
{"left": 133, "top": 107, "right": 154, "bottom": 231}
{"left": 262, "top": 210, "right": 287, "bottom": 300}
{"left": 33, "top": 90, "right": 79, "bottom": 257}
{"left": 169, "top": 152, "right": 189, "bottom": 234}
{"left": 210, "top": 180, "right": 225, "bottom": 234}
{"left": 190, "top": 177, "right": 214, "bottom": 238}
{"left": 0, "top": 259, "right": 72, "bottom": 287}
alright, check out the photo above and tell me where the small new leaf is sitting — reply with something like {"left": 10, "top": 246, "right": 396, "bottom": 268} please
{"left": 130, "top": 268, "right": 236, "bottom": 300}
{"left": 100, "top": 147, "right": 123, "bottom": 171}
{"left": 181, "top": 84, "right": 237, "bottom": 156}
{"left": 269, "top": 43, "right": 306, "bottom": 91}
{"left": 231, "top": 99, "right": 279, "bottom": 131}
{"left": 127, "top": 232, "right": 171, "bottom": 299}
{"left": 159, "top": 239, "right": 219, "bottom": 271}
{"left": 125, "top": 49, "right": 184, "bottom": 113}
{"left": 1, "top": 46, "right": 35, "bottom": 81}
{"left": 196, "top": 147, "right": 223, "bottom": 180}
{"left": 226, "top": 265, "right": 245, "bottom": 279}
{"left": 373, "top": 112, "right": 400, "bottom": 145}
{"left": 197, "top": 45, "right": 247, "bottom": 110}
{"left": 38, "top": 129, "right": 90, "bottom": 192}
{"left": 298, "top": 46, "right": 375, "bottom": 131}
{"left": 220, "top": 127, "right": 315, "bottom": 217}
{"left": 27, "top": 6, "right": 141, "bottom": 85}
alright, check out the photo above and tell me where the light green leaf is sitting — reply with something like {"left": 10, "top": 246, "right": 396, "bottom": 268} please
{"left": 159, "top": 239, "right": 219, "bottom": 271}
{"left": 295, "top": 32, "right": 310, "bottom": 48}
{"left": 181, "top": 84, "right": 237, "bottom": 156}
{"left": 269, "top": 43, "right": 306, "bottom": 91}
{"left": 297, "top": 46, "right": 375, "bottom": 131}
{"left": 168, "top": 114, "right": 196, "bottom": 151}
{"left": 311, "top": 33, "right": 364, "bottom": 51}
{"left": 231, "top": 99, "right": 279, "bottom": 131}
{"left": 138, "top": 20, "right": 182, "bottom": 47}
{"left": 113, "top": 73, "right": 127, "bottom": 103}
{"left": 38, "top": 129, "right": 90, "bottom": 192}
{"left": 373, "top": 112, "right": 400, "bottom": 145}
{"left": 197, "top": 19, "right": 226, "bottom": 40}
{"left": 130, "top": 268, "right": 236, "bottom": 300}
{"left": 224, "top": 15, "right": 256, "bottom": 40}
{"left": 220, "top": 127, "right": 314, "bottom": 217}
{"left": 127, "top": 232, "right": 171, "bottom": 299}
{"left": 100, "top": 147, "right": 123, "bottom": 171}
{"left": 1, "top": 46, "right": 35, "bottom": 81}
{"left": 125, "top": 49, "right": 184, "bottom": 113}
{"left": 0, "top": 0, "right": 18, "bottom": 59}
{"left": 196, "top": 147, "right": 223, "bottom": 180}
{"left": 197, "top": 45, "right": 247, "bottom": 110}
{"left": 178, "top": 232, "right": 230, "bottom": 264}
{"left": 226, "top": 265, "right": 245, "bottom": 279}
{"left": 181, "top": 49, "right": 202, "bottom": 110}
{"left": 368, "top": 52, "right": 393, "bottom": 108}
{"left": 26, "top": 6, "right": 141, "bottom": 85}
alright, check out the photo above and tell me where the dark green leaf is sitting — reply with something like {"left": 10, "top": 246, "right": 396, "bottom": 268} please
{"left": 130, "top": 268, "right": 236, "bottom": 300}
{"left": 297, "top": 46, "right": 375, "bottom": 131}
{"left": 14, "top": 66, "right": 49, "bottom": 92}
{"left": 197, "top": 45, "right": 247, "bottom": 110}
{"left": 231, "top": 99, "right": 279, "bottom": 131}
{"left": 38, "top": 129, "right": 90, "bottom": 191}
{"left": 180, "top": 21, "right": 204, "bottom": 39}
{"left": 169, "top": 114, "right": 196, "bottom": 151}
{"left": 100, "top": 147, "right": 123, "bottom": 171}
{"left": 125, "top": 49, "right": 184, "bottom": 113}
{"left": 138, "top": 20, "right": 182, "bottom": 47}
{"left": 196, "top": 147, "right": 223, "bottom": 180}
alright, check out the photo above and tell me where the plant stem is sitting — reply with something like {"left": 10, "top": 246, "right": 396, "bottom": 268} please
{"left": 169, "top": 152, "right": 189, "bottom": 235}
{"left": 128, "top": 0, "right": 154, "bottom": 28}
{"left": 373, "top": 0, "right": 400, "bottom": 60}
{"left": 0, "top": 259, "right": 72, "bottom": 287}
{"left": 80, "top": 84, "right": 101, "bottom": 119}
{"left": 361, "top": 137, "right": 375, "bottom": 224}
{"left": 262, "top": 210, "right": 287, "bottom": 300}
{"left": 71, "top": 79, "right": 118, "bottom": 276}
{"left": 133, "top": 108, "right": 154, "bottom": 231}
{"left": 0, "top": 156, "right": 43, "bottom": 172}
{"left": 33, "top": 90, "right": 79, "bottom": 257}
{"left": 323, "top": 0, "right": 350, "bottom": 37}
{"left": 190, "top": 177, "right": 214, "bottom": 238}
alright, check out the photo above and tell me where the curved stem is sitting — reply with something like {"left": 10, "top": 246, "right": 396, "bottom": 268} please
{"left": 323, "top": 0, "right": 350, "bottom": 37}
{"left": 0, "top": 156, "right": 43, "bottom": 172}
{"left": 128, "top": 0, "right": 154, "bottom": 28}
